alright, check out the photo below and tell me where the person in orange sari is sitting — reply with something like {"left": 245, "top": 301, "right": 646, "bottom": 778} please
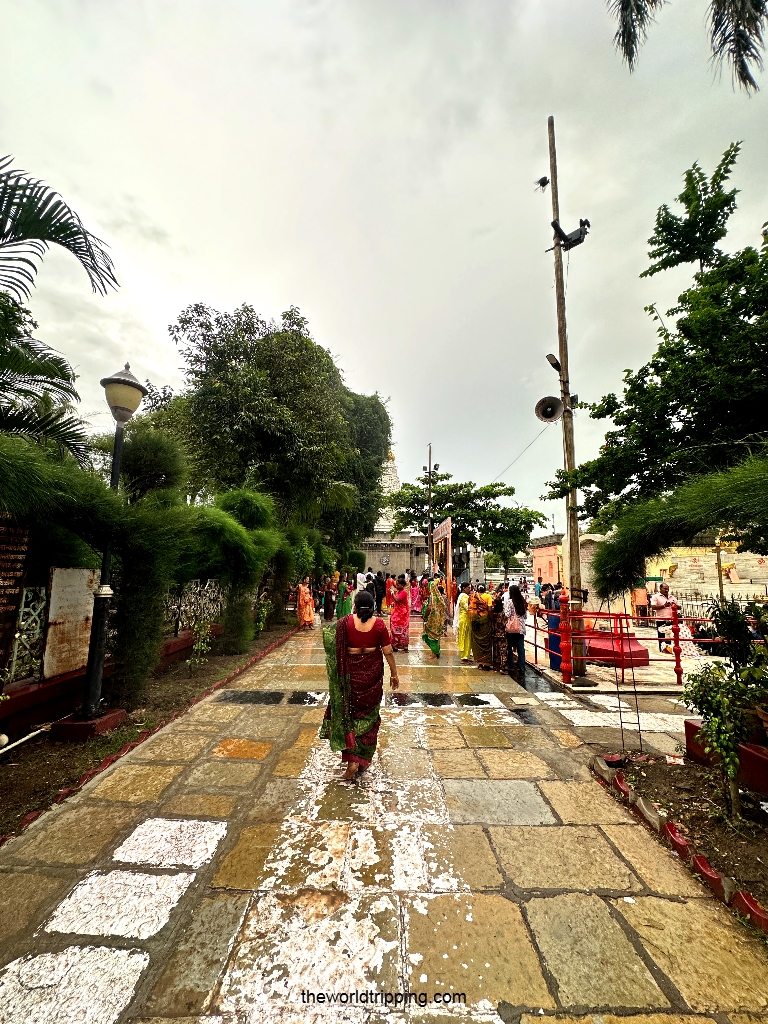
{"left": 297, "top": 576, "right": 316, "bottom": 629}
{"left": 469, "top": 583, "right": 494, "bottom": 669}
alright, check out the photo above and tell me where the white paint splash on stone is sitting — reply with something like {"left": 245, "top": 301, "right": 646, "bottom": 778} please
{"left": 45, "top": 869, "right": 194, "bottom": 939}
{"left": 0, "top": 945, "right": 148, "bottom": 1024}
{"left": 113, "top": 817, "right": 227, "bottom": 868}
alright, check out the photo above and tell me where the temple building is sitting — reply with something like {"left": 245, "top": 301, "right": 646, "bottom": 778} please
{"left": 359, "top": 455, "right": 428, "bottom": 577}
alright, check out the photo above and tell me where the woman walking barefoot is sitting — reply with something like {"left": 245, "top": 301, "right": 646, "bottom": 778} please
{"left": 297, "top": 576, "right": 316, "bottom": 629}
{"left": 410, "top": 576, "right": 422, "bottom": 615}
{"left": 335, "top": 575, "right": 353, "bottom": 619}
{"left": 389, "top": 573, "right": 411, "bottom": 651}
{"left": 454, "top": 582, "right": 473, "bottom": 662}
{"left": 323, "top": 577, "right": 336, "bottom": 621}
{"left": 469, "top": 583, "right": 494, "bottom": 670}
{"left": 422, "top": 578, "right": 446, "bottom": 659}
{"left": 320, "top": 590, "right": 400, "bottom": 780}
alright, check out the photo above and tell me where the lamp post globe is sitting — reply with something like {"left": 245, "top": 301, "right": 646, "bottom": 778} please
{"left": 81, "top": 363, "right": 148, "bottom": 721}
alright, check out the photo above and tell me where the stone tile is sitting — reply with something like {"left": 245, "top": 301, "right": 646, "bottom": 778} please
{"left": 185, "top": 703, "right": 243, "bottom": 722}
{"left": 642, "top": 732, "right": 685, "bottom": 756}
{"left": 212, "top": 823, "right": 282, "bottom": 888}
{"left": 616, "top": 896, "right": 768, "bottom": 1011}
{"left": 490, "top": 825, "right": 641, "bottom": 891}
{"left": 380, "top": 747, "right": 432, "bottom": 780}
{"left": 144, "top": 893, "right": 250, "bottom": 1016}
{"left": 476, "top": 750, "right": 555, "bottom": 780}
{"left": 212, "top": 738, "right": 273, "bottom": 760}
{"left": 262, "top": 820, "right": 350, "bottom": 890}
{"left": 537, "top": 748, "right": 594, "bottom": 782}
{"left": 113, "top": 817, "right": 228, "bottom": 868}
{"left": 526, "top": 892, "right": 667, "bottom": 1007}
{"left": 313, "top": 780, "right": 372, "bottom": 822}
{"left": 521, "top": 1015, "right": 705, "bottom": 1024}
{"left": 185, "top": 760, "right": 261, "bottom": 789}
{"left": 405, "top": 893, "right": 554, "bottom": 1007}
{"left": 443, "top": 780, "right": 556, "bottom": 825}
{"left": 538, "top": 780, "right": 633, "bottom": 824}
{"left": 0, "top": 946, "right": 149, "bottom": 1024}
{"left": 601, "top": 824, "right": 707, "bottom": 896}
{"left": 229, "top": 715, "right": 297, "bottom": 740}
{"left": 501, "top": 725, "right": 555, "bottom": 748}
{"left": 9, "top": 803, "right": 139, "bottom": 865}
{"left": 90, "top": 764, "right": 184, "bottom": 803}
{"left": 248, "top": 779, "right": 303, "bottom": 821}
{"left": 551, "top": 728, "right": 583, "bottom": 748}
{"left": 300, "top": 707, "right": 326, "bottom": 724}
{"left": 424, "top": 726, "right": 466, "bottom": 749}
{"left": 422, "top": 824, "right": 504, "bottom": 890}
{"left": 294, "top": 726, "right": 319, "bottom": 746}
{"left": 338, "top": 824, "right": 398, "bottom": 891}
{"left": 459, "top": 725, "right": 512, "bottom": 748}
{"left": 162, "top": 793, "right": 237, "bottom": 818}
{"left": 272, "top": 747, "right": 311, "bottom": 777}
{"left": 45, "top": 869, "right": 194, "bottom": 939}
{"left": 431, "top": 749, "right": 487, "bottom": 778}
{"left": 215, "top": 891, "right": 401, "bottom": 1016}
{"left": 378, "top": 724, "right": 419, "bottom": 748}
{"left": 131, "top": 732, "right": 211, "bottom": 762}
{"left": 0, "top": 871, "right": 70, "bottom": 943}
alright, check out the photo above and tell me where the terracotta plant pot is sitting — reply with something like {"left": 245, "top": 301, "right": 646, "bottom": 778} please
{"left": 755, "top": 705, "right": 768, "bottom": 744}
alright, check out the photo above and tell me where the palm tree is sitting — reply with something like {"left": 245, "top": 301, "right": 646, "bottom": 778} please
{"left": 0, "top": 154, "right": 118, "bottom": 301}
{"left": 609, "top": 0, "right": 766, "bottom": 93}
{"left": 0, "top": 293, "right": 89, "bottom": 462}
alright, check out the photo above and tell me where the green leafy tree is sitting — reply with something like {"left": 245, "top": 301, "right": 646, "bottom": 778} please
{"left": 609, "top": 1, "right": 767, "bottom": 92}
{"left": 479, "top": 506, "right": 547, "bottom": 574}
{"left": 547, "top": 146, "right": 768, "bottom": 525}
{"left": 0, "top": 292, "right": 89, "bottom": 462}
{"left": 0, "top": 155, "right": 118, "bottom": 301}
{"left": 389, "top": 471, "right": 545, "bottom": 552}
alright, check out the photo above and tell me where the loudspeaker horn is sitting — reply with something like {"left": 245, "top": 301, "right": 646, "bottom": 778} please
{"left": 535, "top": 396, "right": 564, "bottom": 422}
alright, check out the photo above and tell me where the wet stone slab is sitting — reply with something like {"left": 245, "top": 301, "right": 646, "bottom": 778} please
{"left": 112, "top": 817, "right": 228, "bottom": 868}
{"left": 45, "top": 869, "right": 195, "bottom": 939}
{"left": 215, "top": 891, "right": 401, "bottom": 1016}
{"left": 421, "top": 824, "right": 504, "bottom": 891}
{"left": 212, "top": 823, "right": 282, "bottom": 889}
{"left": 459, "top": 725, "right": 512, "bottom": 748}
{"left": 90, "top": 764, "right": 184, "bottom": 803}
{"left": 0, "top": 870, "right": 71, "bottom": 943}
{"left": 6, "top": 802, "right": 139, "bottom": 865}
{"left": 161, "top": 793, "right": 237, "bottom": 818}
{"left": 525, "top": 892, "right": 667, "bottom": 1008}
{"left": 130, "top": 732, "right": 212, "bottom": 762}
{"left": 443, "top": 779, "right": 556, "bottom": 825}
{"left": 404, "top": 893, "right": 554, "bottom": 1009}
{"left": 615, "top": 896, "right": 768, "bottom": 1011}
{"left": 248, "top": 779, "right": 304, "bottom": 822}
{"left": 0, "top": 945, "right": 149, "bottom": 1024}
{"left": 476, "top": 749, "right": 555, "bottom": 779}
{"left": 490, "top": 825, "right": 642, "bottom": 892}
{"left": 538, "top": 780, "right": 633, "bottom": 824}
{"left": 601, "top": 824, "right": 707, "bottom": 897}
{"left": 212, "top": 738, "right": 273, "bottom": 760}
{"left": 185, "top": 760, "right": 261, "bottom": 789}
{"left": 144, "top": 892, "right": 250, "bottom": 1017}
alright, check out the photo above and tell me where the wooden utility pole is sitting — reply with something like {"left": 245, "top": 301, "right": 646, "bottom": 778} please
{"left": 427, "top": 443, "right": 434, "bottom": 572}
{"left": 548, "top": 115, "right": 588, "bottom": 679}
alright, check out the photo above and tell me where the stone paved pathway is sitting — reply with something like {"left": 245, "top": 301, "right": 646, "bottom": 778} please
{"left": 1, "top": 616, "right": 767, "bottom": 1023}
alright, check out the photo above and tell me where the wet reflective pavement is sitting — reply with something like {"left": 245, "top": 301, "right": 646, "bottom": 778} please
{"left": 1, "top": 617, "right": 766, "bottom": 1023}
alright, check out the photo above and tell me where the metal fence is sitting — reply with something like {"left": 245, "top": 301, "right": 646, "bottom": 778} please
{"left": 1, "top": 587, "right": 47, "bottom": 686}
{"left": 162, "top": 579, "right": 226, "bottom": 636}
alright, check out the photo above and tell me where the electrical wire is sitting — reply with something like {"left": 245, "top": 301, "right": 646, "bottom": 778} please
{"left": 492, "top": 423, "right": 551, "bottom": 483}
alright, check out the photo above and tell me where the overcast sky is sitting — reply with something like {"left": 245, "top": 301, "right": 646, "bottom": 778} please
{"left": 2, "top": 0, "right": 766, "bottom": 533}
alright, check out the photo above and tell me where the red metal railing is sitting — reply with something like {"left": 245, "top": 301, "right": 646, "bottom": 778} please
{"left": 527, "top": 591, "right": 764, "bottom": 686}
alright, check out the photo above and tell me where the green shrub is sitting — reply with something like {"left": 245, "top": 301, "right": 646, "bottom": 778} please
{"left": 347, "top": 549, "right": 366, "bottom": 573}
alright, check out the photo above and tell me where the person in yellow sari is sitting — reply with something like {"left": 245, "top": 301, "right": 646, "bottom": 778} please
{"left": 453, "top": 582, "right": 472, "bottom": 661}
{"left": 469, "top": 584, "right": 494, "bottom": 669}
{"left": 422, "top": 579, "right": 447, "bottom": 658}
{"left": 297, "top": 576, "right": 315, "bottom": 629}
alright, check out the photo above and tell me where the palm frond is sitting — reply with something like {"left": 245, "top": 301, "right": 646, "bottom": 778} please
{"left": 0, "top": 155, "right": 118, "bottom": 301}
{"left": 0, "top": 336, "right": 80, "bottom": 404}
{"left": 709, "top": 0, "right": 766, "bottom": 92}
{"left": 608, "top": 0, "right": 665, "bottom": 70}
{"left": 0, "top": 405, "right": 89, "bottom": 464}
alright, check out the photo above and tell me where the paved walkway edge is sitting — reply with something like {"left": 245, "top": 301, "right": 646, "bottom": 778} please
{"left": 590, "top": 753, "right": 768, "bottom": 936}
{"left": 0, "top": 624, "right": 301, "bottom": 847}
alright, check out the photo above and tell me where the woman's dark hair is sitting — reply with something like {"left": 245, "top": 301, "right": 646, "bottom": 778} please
{"left": 354, "top": 589, "right": 375, "bottom": 622}
{"left": 461, "top": 581, "right": 471, "bottom": 591}
{"left": 509, "top": 585, "right": 526, "bottom": 616}
{"left": 397, "top": 573, "right": 406, "bottom": 585}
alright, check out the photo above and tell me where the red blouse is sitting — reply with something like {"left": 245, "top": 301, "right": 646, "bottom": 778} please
{"left": 345, "top": 616, "right": 391, "bottom": 648}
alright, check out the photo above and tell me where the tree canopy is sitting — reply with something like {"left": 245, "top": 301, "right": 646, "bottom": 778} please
{"left": 388, "top": 471, "right": 546, "bottom": 554}
{"left": 547, "top": 145, "right": 768, "bottom": 528}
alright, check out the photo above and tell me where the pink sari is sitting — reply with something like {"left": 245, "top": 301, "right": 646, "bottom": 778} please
{"left": 390, "top": 587, "right": 411, "bottom": 649}
{"left": 410, "top": 581, "right": 422, "bottom": 614}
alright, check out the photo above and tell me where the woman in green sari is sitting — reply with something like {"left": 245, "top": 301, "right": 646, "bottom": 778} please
{"left": 321, "top": 590, "right": 400, "bottom": 780}
{"left": 422, "top": 578, "right": 447, "bottom": 659}
{"left": 335, "top": 575, "right": 353, "bottom": 619}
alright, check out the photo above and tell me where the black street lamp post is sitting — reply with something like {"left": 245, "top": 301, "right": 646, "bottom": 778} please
{"left": 80, "top": 364, "right": 147, "bottom": 719}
